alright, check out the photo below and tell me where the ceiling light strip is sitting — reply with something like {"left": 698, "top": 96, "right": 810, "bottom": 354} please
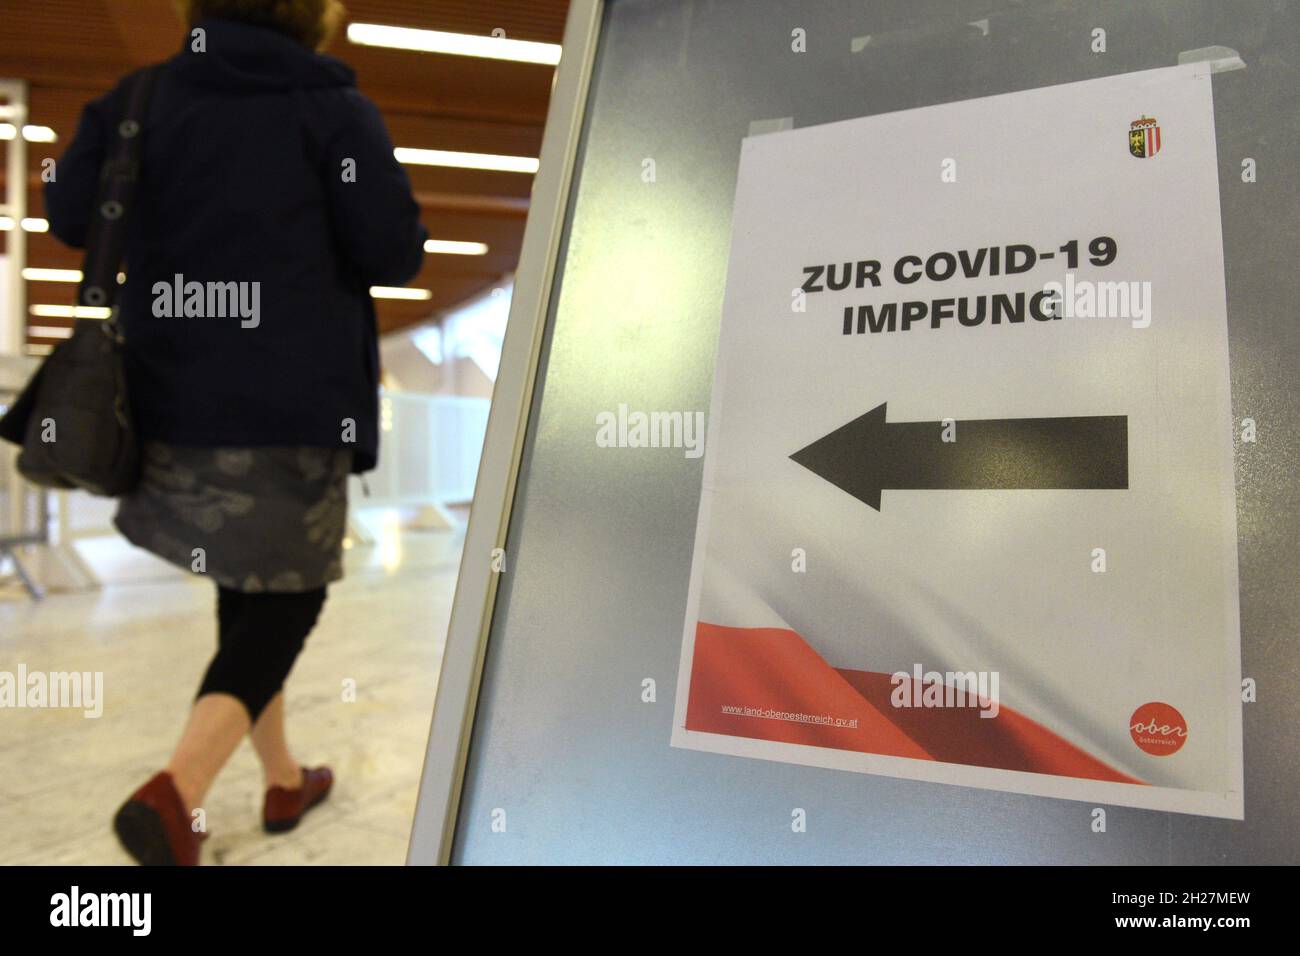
{"left": 395, "top": 147, "right": 539, "bottom": 174}
{"left": 370, "top": 286, "right": 434, "bottom": 301}
{"left": 425, "top": 240, "right": 489, "bottom": 255}
{"left": 347, "top": 23, "right": 561, "bottom": 66}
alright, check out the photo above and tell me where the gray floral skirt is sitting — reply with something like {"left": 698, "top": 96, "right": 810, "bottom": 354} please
{"left": 114, "top": 442, "right": 351, "bottom": 593}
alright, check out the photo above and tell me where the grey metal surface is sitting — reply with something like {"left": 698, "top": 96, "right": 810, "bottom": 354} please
{"left": 451, "top": 0, "right": 1298, "bottom": 864}
{"left": 406, "top": 0, "right": 603, "bottom": 865}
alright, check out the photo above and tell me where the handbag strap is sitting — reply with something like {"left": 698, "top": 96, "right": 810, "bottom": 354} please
{"left": 76, "top": 65, "right": 162, "bottom": 318}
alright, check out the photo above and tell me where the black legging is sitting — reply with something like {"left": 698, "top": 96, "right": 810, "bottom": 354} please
{"left": 196, "top": 585, "right": 327, "bottom": 721}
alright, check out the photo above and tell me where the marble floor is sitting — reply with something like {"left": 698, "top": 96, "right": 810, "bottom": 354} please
{"left": 0, "top": 511, "right": 461, "bottom": 865}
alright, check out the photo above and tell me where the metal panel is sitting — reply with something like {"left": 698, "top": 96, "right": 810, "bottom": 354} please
{"left": 406, "top": 0, "right": 605, "bottom": 865}
{"left": 438, "top": 0, "right": 1299, "bottom": 865}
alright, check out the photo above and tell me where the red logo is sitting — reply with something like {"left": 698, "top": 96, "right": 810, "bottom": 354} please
{"left": 1129, "top": 702, "right": 1188, "bottom": 755}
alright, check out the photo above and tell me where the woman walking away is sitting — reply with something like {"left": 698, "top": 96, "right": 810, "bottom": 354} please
{"left": 43, "top": 0, "right": 426, "bottom": 865}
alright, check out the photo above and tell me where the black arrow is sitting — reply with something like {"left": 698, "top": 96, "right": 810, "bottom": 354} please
{"left": 790, "top": 403, "right": 1127, "bottom": 511}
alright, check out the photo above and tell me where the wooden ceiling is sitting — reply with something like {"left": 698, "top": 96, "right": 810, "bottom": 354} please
{"left": 0, "top": 0, "right": 570, "bottom": 345}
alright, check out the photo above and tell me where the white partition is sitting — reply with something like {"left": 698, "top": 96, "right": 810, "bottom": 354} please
{"left": 349, "top": 391, "right": 490, "bottom": 511}
{"left": 2, "top": 388, "right": 489, "bottom": 592}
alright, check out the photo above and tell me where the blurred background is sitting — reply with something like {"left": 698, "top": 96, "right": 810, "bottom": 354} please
{"left": 0, "top": 0, "right": 569, "bottom": 864}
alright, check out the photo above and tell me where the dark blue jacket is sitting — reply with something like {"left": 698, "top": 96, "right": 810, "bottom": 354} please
{"left": 45, "top": 18, "right": 426, "bottom": 472}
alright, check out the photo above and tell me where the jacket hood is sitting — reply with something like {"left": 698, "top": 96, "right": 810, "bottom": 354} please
{"left": 170, "top": 17, "right": 355, "bottom": 92}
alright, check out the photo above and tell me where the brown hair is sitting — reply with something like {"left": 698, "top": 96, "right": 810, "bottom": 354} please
{"left": 173, "top": 0, "right": 347, "bottom": 52}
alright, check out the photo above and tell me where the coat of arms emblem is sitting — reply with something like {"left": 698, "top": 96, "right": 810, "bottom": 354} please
{"left": 1129, "top": 115, "right": 1161, "bottom": 158}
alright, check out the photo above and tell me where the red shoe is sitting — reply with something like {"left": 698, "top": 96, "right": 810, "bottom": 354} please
{"left": 263, "top": 766, "right": 333, "bottom": 833}
{"left": 113, "top": 771, "right": 205, "bottom": 866}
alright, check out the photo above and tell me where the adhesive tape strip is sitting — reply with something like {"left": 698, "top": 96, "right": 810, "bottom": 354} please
{"left": 746, "top": 117, "right": 794, "bottom": 138}
{"left": 1177, "top": 45, "right": 1246, "bottom": 74}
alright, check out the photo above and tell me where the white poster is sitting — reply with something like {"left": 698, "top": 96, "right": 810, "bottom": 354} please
{"left": 671, "top": 65, "right": 1243, "bottom": 819}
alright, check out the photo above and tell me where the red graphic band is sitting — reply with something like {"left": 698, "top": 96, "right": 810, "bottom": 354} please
{"left": 685, "top": 622, "right": 1143, "bottom": 784}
